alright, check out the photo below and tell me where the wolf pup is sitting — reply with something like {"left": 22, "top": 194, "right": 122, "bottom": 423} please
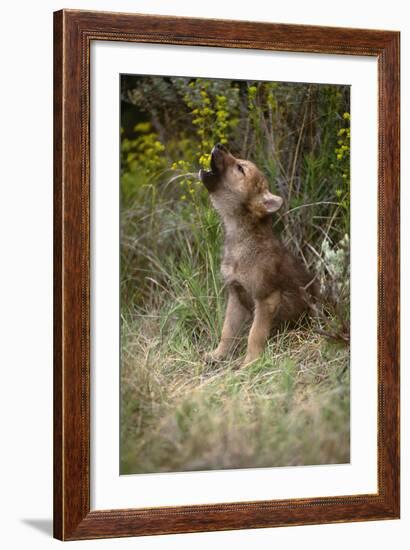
{"left": 199, "top": 143, "right": 316, "bottom": 367}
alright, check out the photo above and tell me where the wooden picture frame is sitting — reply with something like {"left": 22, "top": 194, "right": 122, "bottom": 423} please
{"left": 54, "top": 9, "right": 400, "bottom": 540}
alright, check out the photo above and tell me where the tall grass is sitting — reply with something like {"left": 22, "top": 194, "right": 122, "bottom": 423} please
{"left": 120, "top": 76, "right": 350, "bottom": 474}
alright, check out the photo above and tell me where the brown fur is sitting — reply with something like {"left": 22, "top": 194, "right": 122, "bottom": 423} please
{"left": 199, "top": 144, "right": 316, "bottom": 366}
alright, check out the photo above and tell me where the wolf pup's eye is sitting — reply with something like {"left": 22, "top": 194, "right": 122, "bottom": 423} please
{"left": 237, "top": 164, "right": 245, "bottom": 174}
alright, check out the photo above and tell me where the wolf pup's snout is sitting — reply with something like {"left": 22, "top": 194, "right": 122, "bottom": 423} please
{"left": 210, "top": 143, "right": 229, "bottom": 174}
{"left": 199, "top": 143, "right": 229, "bottom": 192}
{"left": 212, "top": 142, "right": 228, "bottom": 154}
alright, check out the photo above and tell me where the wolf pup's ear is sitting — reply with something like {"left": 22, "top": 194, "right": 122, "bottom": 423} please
{"left": 262, "top": 191, "right": 283, "bottom": 214}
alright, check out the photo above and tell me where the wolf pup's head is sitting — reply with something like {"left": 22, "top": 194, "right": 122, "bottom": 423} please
{"left": 199, "top": 144, "right": 283, "bottom": 220}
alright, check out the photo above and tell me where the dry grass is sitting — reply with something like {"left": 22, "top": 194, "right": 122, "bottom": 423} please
{"left": 120, "top": 312, "right": 349, "bottom": 474}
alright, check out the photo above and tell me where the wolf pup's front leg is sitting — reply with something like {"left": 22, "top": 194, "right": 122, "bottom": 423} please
{"left": 243, "top": 291, "right": 280, "bottom": 366}
{"left": 205, "top": 289, "right": 250, "bottom": 363}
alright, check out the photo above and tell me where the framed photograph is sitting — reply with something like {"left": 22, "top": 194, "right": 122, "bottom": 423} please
{"left": 54, "top": 9, "right": 400, "bottom": 540}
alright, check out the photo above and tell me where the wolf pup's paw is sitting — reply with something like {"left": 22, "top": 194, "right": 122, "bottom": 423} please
{"left": 241, "top": 354, "right": 259, "bottom": 368}
{"left": 203, "top": 350, "right": 225, "bottom": 364}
